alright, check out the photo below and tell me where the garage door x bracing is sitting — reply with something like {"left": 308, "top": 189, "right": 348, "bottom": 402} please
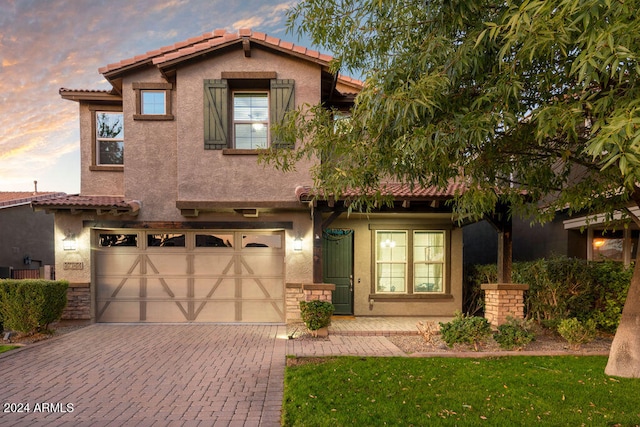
{"left": 95, "top": 230, "right": 285, "bottom": 322}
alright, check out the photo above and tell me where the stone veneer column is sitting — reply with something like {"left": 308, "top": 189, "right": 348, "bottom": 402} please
{"left": 61, "top": 282, "right": 91, "bottom": 320}
{"left": 480, "top": 283, "right": 529, "bottom": 327}
{"left": 285, "top": 283, "right": 336, "bottom": 321}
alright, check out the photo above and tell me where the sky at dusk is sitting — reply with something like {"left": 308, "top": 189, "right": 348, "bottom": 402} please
{"left": 0, "top": 0, "right": 317, "bottom": 194}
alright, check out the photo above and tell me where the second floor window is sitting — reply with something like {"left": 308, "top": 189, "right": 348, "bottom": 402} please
{"left": 96, "top": 112, "right": 124, "bottom": 165}
{"left": 141, "top": 90, "right": 166, "bottom": 115}
{"left": 233, "top": 92, "right": 269, "bottom": 149}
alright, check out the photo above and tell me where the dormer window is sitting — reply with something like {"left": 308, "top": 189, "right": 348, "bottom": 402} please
{"left": 133, "top": 82, "right": 174, "bottom": 120}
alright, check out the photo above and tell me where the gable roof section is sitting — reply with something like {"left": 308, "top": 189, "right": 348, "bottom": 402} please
{"left": 0, "top": 192, "right": 67, "bottom": 209}
{"left": 98, "top": 28, "right": 362, "bottom": 92}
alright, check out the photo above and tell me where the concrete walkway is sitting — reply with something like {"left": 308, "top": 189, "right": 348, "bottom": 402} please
{"left": 0, "top": 317, "right": 433, "bottom": 426}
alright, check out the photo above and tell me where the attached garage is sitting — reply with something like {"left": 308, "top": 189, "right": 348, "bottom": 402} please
{"left": 94, "top": 229, "right": 285, "bottom": 323}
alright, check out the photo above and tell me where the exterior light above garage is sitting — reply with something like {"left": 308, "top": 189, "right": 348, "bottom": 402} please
{"left": 63, "top": 234, "right": 77, "bottom": 251}
{"left": 293, "top": 237, "right": 303, "bottom": 251}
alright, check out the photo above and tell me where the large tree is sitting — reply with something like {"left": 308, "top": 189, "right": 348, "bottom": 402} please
{"left": 264, "top": 0, "right": 640, "bottom": 377}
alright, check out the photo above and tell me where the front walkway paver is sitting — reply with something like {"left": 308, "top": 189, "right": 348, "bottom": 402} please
{"left": 0, "top": 324, "right": 286, "bottom": 426}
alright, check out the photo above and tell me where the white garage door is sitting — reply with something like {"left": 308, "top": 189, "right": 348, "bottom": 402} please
{"left": 94, "top": 230, "right": 285, "bottom": 322}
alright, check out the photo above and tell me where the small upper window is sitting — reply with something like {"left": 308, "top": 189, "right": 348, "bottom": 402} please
{"left": 96, "top": 112, "right": 124, "bottom": 165}
{"left": 233, "top": 92, "right": 269, "bottom": 149}
{"left": 141, "top": 91, "right": 166, "bottom": 115}
{"left": 133, "top": 82, "right": 173, "bottom": 120}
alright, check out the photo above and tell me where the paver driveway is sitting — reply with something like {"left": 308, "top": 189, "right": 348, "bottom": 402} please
{"left": 0, "top": 324, "right": 286, "bottom": 426}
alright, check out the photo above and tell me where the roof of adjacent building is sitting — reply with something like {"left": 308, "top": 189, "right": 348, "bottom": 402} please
{"left": 0, "top": 192, "right": 67, "bottom": 209}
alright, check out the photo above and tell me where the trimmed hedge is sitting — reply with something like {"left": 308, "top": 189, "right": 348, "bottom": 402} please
{"left": 464, "top": 257, "right": 632, "bottom": 333}
{"left": 0, "top": 279, "right": 68, "bottom": 334}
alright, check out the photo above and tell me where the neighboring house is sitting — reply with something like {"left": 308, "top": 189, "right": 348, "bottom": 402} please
{"left": 464, "top": 208, "right": 638, "bottom": 267}
{"left": 33, "top": 29, "right": 464, "bottom": 323}
{"left": 0, "top": 190, "right": 65, "bottom": 278}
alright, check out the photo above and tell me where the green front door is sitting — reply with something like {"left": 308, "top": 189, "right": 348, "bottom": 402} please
{"left": 323, "top": 229, "right": 354, "bottom": 315}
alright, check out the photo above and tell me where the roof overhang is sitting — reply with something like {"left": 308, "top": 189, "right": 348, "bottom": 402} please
{"left": 32, "top": 195, "right": 140, "bottom": 216}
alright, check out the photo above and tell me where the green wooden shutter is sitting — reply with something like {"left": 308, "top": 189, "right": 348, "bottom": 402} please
{"left": 270, "top": 79, "right": 295, "bottom": 149}
{"left": 204, "top": 79, "right": 228, "bottom": 150}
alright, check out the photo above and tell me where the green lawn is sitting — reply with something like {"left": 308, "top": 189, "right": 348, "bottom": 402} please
{"left": 0, "top": 345, "right": 18, "bottom": 354}
{"left": 283, "top": 356, "right": 640, "bottom": 426}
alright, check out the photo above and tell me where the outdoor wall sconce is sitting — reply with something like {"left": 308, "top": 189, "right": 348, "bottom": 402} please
{"left": 63, "top": 234, "right": 77, "bottom": 251}
{"left": 293, "top": 237, "right": 303, "bottom": 251}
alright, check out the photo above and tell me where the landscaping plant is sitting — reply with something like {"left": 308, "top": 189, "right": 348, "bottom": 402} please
{"left": 557, "top": 318, "right": 597, "bottom": 350}
{"left": 494, "top": 316, "right": 536, "bottom": 350}
{"left": 439, "top": 311, "right": 491, "bottom": 351}
{"left": 299, "top": 300, "right": 334, "bottom": 332}
{"left": 0, "top": 279, "right": 68, "bottom": 334}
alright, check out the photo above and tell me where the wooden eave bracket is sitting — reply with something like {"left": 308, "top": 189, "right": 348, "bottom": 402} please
{"left": 243, "top": 38, "right": 251, "bottom": 57}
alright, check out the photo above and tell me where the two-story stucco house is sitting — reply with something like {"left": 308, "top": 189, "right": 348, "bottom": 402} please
{"left": 34, "top": 29, "right": 464, "bottom": 323}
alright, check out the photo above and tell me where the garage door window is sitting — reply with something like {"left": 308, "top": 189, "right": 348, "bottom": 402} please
{"left": 148, "top": 233, "right": 185, "bottom": 247}
{"left": 99, "top": 234, "right": 138, "bottom": 247}
{"left": 242, "top": 234, "right": 282, "bottom": 248}
{"left": 196, "top": 233, "right": 234, "bottom": 247}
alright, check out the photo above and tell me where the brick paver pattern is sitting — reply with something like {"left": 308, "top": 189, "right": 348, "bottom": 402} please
{"left": 0, "top": 324, "right": 286, "bottom": 426}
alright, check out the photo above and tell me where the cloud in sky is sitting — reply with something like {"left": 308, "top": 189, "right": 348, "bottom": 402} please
{"left": 0, "top": 0, "right": 311, "bottom": 193}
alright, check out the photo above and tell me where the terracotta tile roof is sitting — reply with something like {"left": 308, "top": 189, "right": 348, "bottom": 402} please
{"left": 31, "top": 195, "right": 141, "bottom": 215}
{"left": 295, "top": 182, "right": 465, "bottom": 202}
{"left": 98, "top": 28, "right": 362, "bottom": 88}
{"left": 0, "top": 192, "right": 67, "bottom": 209}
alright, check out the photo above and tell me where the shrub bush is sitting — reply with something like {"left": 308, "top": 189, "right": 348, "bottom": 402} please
{"left": 464, "top": 257, "right": 631, "bottom": 333}
{"left": 494, "top": 316, "right": 536, "bottom": 350}
{"left": 0, "top": 280, "right": 68, "bottom": 334}
{"left": 439, "top": 311, "right": 492, "bottom": 351}
{"left": 557, "top": 318, "right": 597, "bottom": 349}
{"left": 299, "top": 300, "right": 334, "bottom": 331}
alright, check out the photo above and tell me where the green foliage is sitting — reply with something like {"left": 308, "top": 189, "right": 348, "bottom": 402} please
{"left": 557, "top": 318, "right": 597, "bottom": 349}
{"left": 463, "top": 263, "right": 496, "bottom": 316}
{"left": 494, "top": 317, "right": 536, "bottom": 350}
{"left": 0, "top": 280, "right": 68, "bottom": 334}
{"left": 464, "top": 257, "right": 631, "bottom": 332}
{"left": 263, "top": 0, "right": 640, "bottom": 224}
{"left": 439, "top": 311, "right": 492, "bottom": 351}
{"left": 299, "top": 300, "right": 335, "bottom": 331}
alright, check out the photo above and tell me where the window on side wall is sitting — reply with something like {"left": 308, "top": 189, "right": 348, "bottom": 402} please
{"left": 203, "top": 76, "right": 294, "bottom": 151}
{"left": 374, "top": 229, "right": 447, "bottom": 295}
{"left": 590, "top": 228, "right": 638, "bottom": 264}
{"left": 133, "top": 82, "right": 174, "bottom": 120}
{"left": 95, "top": 111, "right": 124, "bottom": 166}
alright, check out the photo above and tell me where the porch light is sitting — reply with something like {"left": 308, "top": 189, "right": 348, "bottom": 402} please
{"left": 293, "top": 237, "right": 303, "bottom": 251}
{"left": 593, "top": 238, "right": 606, "bottom": 248}
{"left": 63, "top": 234, "right": 77, "bottom": 251}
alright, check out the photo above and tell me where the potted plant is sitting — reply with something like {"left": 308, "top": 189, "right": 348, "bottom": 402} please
{"left": 299, "top": 300, "right": 335, "bottom": 337}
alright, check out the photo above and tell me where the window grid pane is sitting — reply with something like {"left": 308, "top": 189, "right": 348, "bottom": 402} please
{"left": 141, "top": 91, "right": 166, "bottom": 115}
{"left": 233, "top": 93, "right": 268, "bottom": 148}
{"left": 96, "top": 112, "right": 124, "bottom": 165}
{"left": 413, "top": 231, "right": 445, "bottom": 293}
{"left": 376, "top": 231, "right": 407, "bottom": 293}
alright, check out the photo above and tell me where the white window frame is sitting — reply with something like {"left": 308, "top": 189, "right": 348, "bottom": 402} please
{"left": 374, "top": 229, "right": 447, "bottom": 295}
{"left": 95, "top": 111, "right": 124, "bottom": 166}
{"left": 141, "top": 90, "right": 167, "bottom": 115}
{"left": 232, "top": 91, "right": 270, "bottom": 149}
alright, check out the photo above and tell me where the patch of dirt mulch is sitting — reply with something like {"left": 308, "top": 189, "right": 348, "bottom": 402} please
{"left": 387, "top": 326, "right": 613, "bottom": 355}
{"left": 2, "top": 320, "right": 91, "bottom": 346}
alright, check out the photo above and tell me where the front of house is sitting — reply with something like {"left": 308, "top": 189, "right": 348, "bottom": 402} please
{"left": 34, "top": 29, "right": 463, "bottom": 323}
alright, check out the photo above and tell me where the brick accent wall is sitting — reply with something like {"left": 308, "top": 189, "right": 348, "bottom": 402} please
{"left": 481, "top": 283, "right": 529, "bottom": 327}
{"left": 286, "top": 283, "right": 335, "bottom": 321}
{"left": 62, "top": 283, "right": 91, "bottom": 320}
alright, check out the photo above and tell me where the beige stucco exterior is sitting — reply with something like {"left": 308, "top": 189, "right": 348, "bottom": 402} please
{"left": 49, "top": 30, "right": 463, "bottom": 322}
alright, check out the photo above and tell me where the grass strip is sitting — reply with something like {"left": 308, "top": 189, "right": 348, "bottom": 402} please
{"left": 0, "top": 345, "right": 19, "bottom": 354}
{"left": 283, "top": 356, "right": 640, "bottom": 426}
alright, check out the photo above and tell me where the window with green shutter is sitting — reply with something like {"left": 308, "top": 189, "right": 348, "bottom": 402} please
{"left": 203, "top": 78, "right": 294, "bottom": 150}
